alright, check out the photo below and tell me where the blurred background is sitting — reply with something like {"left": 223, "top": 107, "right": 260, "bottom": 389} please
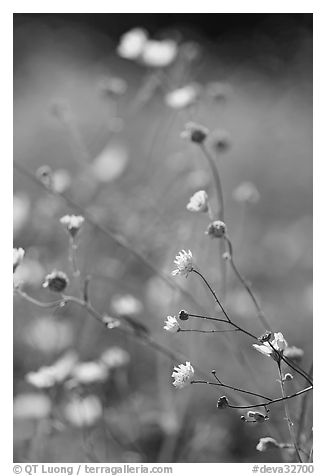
{"left": 13, "top": 13, "right": 312, "bottom": 463}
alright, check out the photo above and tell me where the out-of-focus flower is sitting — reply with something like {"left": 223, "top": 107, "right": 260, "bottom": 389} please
{"left": 43, "top": 270, "right": 69, "bottom": 293}
{"left": 13, "top": 248, "right": 25, "bottom": 273}
{"left": 283, "top": 346, "right": 304, "bottom": 361}
{"left": 172, "top": 250, "right": 193, "bottom": 277}
{"left": 103, "top": 315, "right": 121, "bottom": 329}
{"left": 14, "top": 393, "right": 52, "bottom": 420}
{"left": 14, "top": 195, "right": 30, "bottom": 237}
{"left": 205, "top": 220, "right": 226, "bottom": 238}
{"left": 111, "top": 294, "right": 143, "bottom": 317}
{"left": 163, "top": 316, "right": 180, "bottom": 333}
{"left": 181, "top": 122, "right": 208, "bottom": 144}
{"left": 172, "top": 361, "right": 194, "bottom": 389}
{"left": 52, "top": 169, "right": 71, "bottom": 193}
{"left": 232, "top": 182, "right": 260, "bottom": 204}
{"left": 92, "top": 144, "right": 129, "bottom": 183}
{"left": 206, "top": 81, "right": 231, "bottom": 102}
{"left": 100, "top": 347, "right": 130, "bottom": 369}
{"left": 253, "top": 332, "right": 288, "bottom": 362}
{"left": 26, "top": 351, "right": 78, "bottom": 388}
{"left": 179, "top": 41, "right": 201, "bottom": 62}
{"left": 64, "top": 395, "right": 102, "bottom": 427}
{"left": 165, "top": 84, "right": 200, "bottom": 109}
{"left": 247, "top": 411, "right": 268, "bottom": 423}
{"left": 141, "top": 39, "right": 178, "bottom": 67}
{"left": 117, "top": 28, "right": 148, "bottom": 60}
{"left": 186, "top": 190, "right": 209, "bottom": 213}
{"left": 217, "top": 396, "right": 229, "bottom": 409}
{"left": 208, "top": 129, "right": 231, "bottom": 153}
{"left": 60, "top": 215, "right": 85, "bottom": 238}
{"left": 256, "top": 437, "right": 280, "bottom": 452}
{"left": 99, "top": 76, "right": 127, "bottom": 97}
{"left": 25, "top": 319, "right": 73, "bottom": 354}
{"left": 71, "top": 361, "right": 109, "bottom": 384}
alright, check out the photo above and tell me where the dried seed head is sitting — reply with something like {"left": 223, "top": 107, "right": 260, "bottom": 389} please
{"left": 181, "top": 122, "right": 209, "bottom": 144}
{"left": 217, "top": 396, "right": 229, "bottom": 409}
{"left": 178, "top": 310, "right": 189, "bottom": 321}
{"left": 43, "top": 270, "right": 69, "bottom": 293}
{"left": 205, "top": 220, "right": 227, "bottom": 238}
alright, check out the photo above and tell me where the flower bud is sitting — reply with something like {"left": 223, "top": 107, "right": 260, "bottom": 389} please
{"left": 60, "top": 215, "right": 85, "bottom": 238}
{"left": 258, "top": 331, "right": 272, "bottom": 343}
{"left": 178, "top": 310, "right": 189, "bottom": 321}
{"left": 36, "top": 166, "right": 53, "bottom": 190}
{"left": 217, "top": 396, "right": 229, "bottom": 409}
{"left": 256, "top": 437, "right": 280, "bottom": 452}
{"left": 181, "top": 122, "right": 209, "bottom": 144}
{"left": 43, "top": 271, "right": 69, "bottom": 293}
{"left": 205, "top": 220, "right": 227, "bottom": 238}
{"left": 247, "top": 411, "right": 267, "bottom": 423}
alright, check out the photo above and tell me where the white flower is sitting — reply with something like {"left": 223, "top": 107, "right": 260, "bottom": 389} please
{"left": 13, "top": 248, "right": 25, "bottom": 273}
{"left": 60, "top": 215, "right": 84, "bottom": 237}
{"left": 232, "top": 182, "right": 260, "bottom": 204}
{"left": 141, "top": 39, "right": 178, "bottom": 68}
{"left": 253, "top": 332, "right": 288, "bottom": 361}
{"left": 186, "top": 190, "right": 209, "bottom": 213}
{"left": 100, "top": 347, "right": 130, "bottom": 369}
{"left": 14, "top": 393, "right": 52, "bottom": 420}
{"left": 71, "top": 361, "right": 108, "bottom": 384}
{"left": 117, "top": 28, "right": 148, "bottom": 60}
{"left": 111, "top": 294, "right": 143, "bottom": 317}
{"left": 172, "top": 361, "right": 194, "bottom": 389}
{"left": 172, "top": 250, "right": 193, "bottom": 277}
{"left": 163, "top": 316, "right": 180, "bottom": 333}
{"left": 165, "top": 84, "right": 200, "bottom": 109}
{"left": 26, "top": 351, "right": 78, "bottom": 388}
{"left": 64, "top": 395, "right": 102, "bottom": 427}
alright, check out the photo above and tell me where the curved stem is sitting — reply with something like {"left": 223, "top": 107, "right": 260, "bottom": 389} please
{"left": 191, "top": 379, "right": 272, "bottom": 401}
{"left": 200, "top": 144, "right": 224, "bottom": 220}
{"left": 278, "top": 362, "right": 302, "bottom": 463}
{"left": 224, "top": 235, "right": 270, "bottom": 330}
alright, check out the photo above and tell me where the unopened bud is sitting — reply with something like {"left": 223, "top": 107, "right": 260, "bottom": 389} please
{"left": 258, "top": 331, "right": 272, "bottom": 343}
{"left": 178, "top": 310, "right": 189, "bottom": 321}
{"left": 36, "top": 166, "right": 53, "bottom": 189}
{"left": 205, "top": 220, "right": 227, "bottom": 238}
{"left": 217, "top": 396, "right": 229, "bottom": 409}
{"left": 181, "top": 122, "right": 209, "bottom": 144}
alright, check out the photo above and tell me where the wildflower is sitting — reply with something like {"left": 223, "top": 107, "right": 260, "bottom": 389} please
{"left": 178, "top": 309, "right": 189, "bottom": 321}
{"left": 247, "top": 411, "right": 268, "bottom": 423}
{"left": 165, "top": 84, "right": 200, "bottom": 109}
{"left": 209, "top": 129, "right": 231, "bottom": 153}
{"left": 111, "top": 294, "right": 143, "bottom": 317}
{"left": 71, "top": 361, "right": 109, "bottom": 384}
{"left": 283, "top": 346, "right": 304, "bottom": 361}
{"left": 256, "top": 437, "right": 280, "bottom": 452}
{"left": 163, "top": 316, "right": 180, "bottom": 333}
{"left": 217, "top": 396, "right": 229, "bottom": 409}
{"left": 186, "top": 190, "right": 209, "bottom": 213}
{"left": 141, "top": 39, "right": 178, "bottom": 68}
{"left": 253, "top": 332, "right": 288, "bottom": 362}
{"left": 172, "top": 250, "right": 193, "bottom": 277}
{"left": 43, "top": 270, "right": 69, "bottom": 293}
{"left": 100, "top": 347, "right": 130, "bottom": 369}
{"left": 205, "top": 220, "right": 227, "bottom": 238}
{"left": 233, "top": 182, "right": 260, "bottom": 204}
{"left": 172, "top": 361, "right": 194, "bottom": 389}
{"left": 64, "top": 395, "right": 102, "bottom": 427}
{"left": 222, "top": 252, "right": 231, "bottom": 261}
{"left": 26, "top": 351, "right": 77, "bottom": 388}
{"left": 13, "top": 247, "right": 25, "bottom": 273}
{"left": 181, "top": 122, "right": 209, "bottom": 144}
{"left": 117, "top": 28, "right": 148, "bottom": 60}
{"left": 60, "top": 215, "right": 85, "bottom": 238}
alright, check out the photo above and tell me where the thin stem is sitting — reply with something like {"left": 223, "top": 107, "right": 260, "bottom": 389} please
{"left": 296, "top": 362, "right": 313, "bottom": 440}
{"left": 227, "top": 385, "right": 312, "bottom": 410}
{"left": 14, "top": 288, "right": 64, "bottom": 309}
{"left": 192, "top": 269, "right": 258, "bottom": 340}
{"left": 188, "top": 313, "right": 228, "bottom": 323}
{"left": 69, "top": 237, "right": 80, "bottom": 278}
{"left": 224, "top": 235, "right": 270, "bottom": 330}
{"left": 268, "top": 343, "right": 313, "bottom": 386}
{"left": 278, "top": 362, "right": 302, "bottom": 463}
{"left": 191, "top": 379, "right": 272, "bottom": 401}
{"left": 200, "top": 144, "right": 224, "bottom": 220}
